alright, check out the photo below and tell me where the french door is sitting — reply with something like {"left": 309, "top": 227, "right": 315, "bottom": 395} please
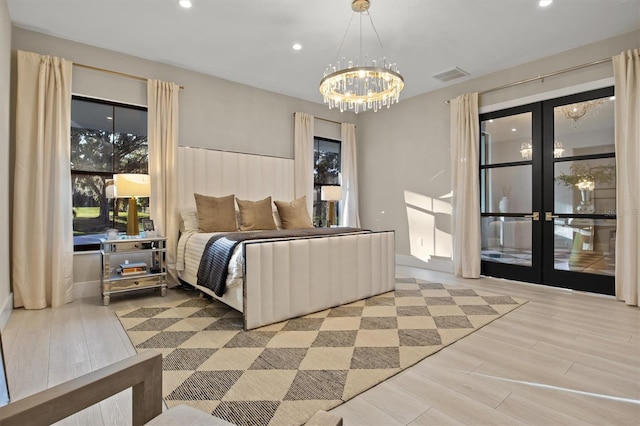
{"left": 480, "top": 87, "right": 615, "bottom": 295}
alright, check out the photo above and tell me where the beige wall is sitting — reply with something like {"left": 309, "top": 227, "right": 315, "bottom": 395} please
{"left": 12, "top": 27, "right": 353, "bottom": 159}
{"left": 8, "top": 23, "right": 639, "bottom": 286}
{"left": 357, "top": 30, "right": 639, "bottom": 271}
{"left": 0, "top": 0, "right": 11, "bottom": 328}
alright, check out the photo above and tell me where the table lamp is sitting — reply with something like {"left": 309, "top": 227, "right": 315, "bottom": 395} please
{"left": 114, "top": 173, "right": 150, "bottom": 236}
{"left": 321, "top": 185, "right": 342, "bottom": 227}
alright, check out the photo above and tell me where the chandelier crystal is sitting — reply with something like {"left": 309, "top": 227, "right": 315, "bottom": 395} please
{"left": 319, "top": 0, "right": 404, "bottom": 113}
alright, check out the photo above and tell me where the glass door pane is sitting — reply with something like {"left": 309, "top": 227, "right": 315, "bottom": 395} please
{"left": 480, "top": 105, "right": 541, "bottom": 282}
{"left": 543, "top": 88, "right": 616, "bottom": 294}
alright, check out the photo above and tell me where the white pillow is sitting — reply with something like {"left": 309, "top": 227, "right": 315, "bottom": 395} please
{"left": 179, "top": 207, "right": 199, "bottom": 232}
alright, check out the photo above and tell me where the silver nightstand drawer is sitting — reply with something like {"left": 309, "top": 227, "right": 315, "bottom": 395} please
{"left": 110, "top": 276, "right": 160, "bottom": 291}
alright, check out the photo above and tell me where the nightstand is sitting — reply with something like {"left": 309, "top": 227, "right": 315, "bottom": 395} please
{"left": 100, "top": 236, "right": 167, "bottom": 306}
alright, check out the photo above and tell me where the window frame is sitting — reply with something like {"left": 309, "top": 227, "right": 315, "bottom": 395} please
{"left": 71, "top": 96, "right": 149, "bottom": 250}
{"left": 313, "top": 136, "right": 341, "bottom": 227}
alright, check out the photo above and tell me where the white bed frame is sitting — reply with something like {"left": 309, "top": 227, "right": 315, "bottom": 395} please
{"left": 177, "top": 147, "right": 396, "bottom": 329}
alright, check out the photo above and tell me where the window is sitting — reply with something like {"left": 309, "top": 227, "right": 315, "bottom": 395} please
{"left": 71, "top": 97, "right": 148, "bottom": 248}
{"left": 313, "top": 137, "right": 341, "bottom": 226}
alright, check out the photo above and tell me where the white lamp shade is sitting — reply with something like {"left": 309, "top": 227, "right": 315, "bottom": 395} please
{"left": 114, "top": 173, "right": 150, "bottom": 198}
{"left": 321, "top": 185, "right": 342, "bottom": 201}
{"left": 105, "top": 179, "right": 116, "bottom": 199}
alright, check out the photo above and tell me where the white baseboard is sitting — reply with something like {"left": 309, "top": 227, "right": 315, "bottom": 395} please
{"left": 73, "top": 280, "right": 101, "bottom": 300}
{"left": 396, "top": 254, "right": 453, "bottom": 274}
{"left": 0, "top": 293, "right": 13, "bottom": 331}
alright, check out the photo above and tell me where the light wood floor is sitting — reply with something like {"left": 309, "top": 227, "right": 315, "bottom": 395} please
{"left": 2, "top": 266, "right": 639, "bottom": 425}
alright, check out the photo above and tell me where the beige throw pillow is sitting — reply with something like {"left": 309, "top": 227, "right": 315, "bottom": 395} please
{"left": 274, "top": 196, "right": 314, "bottom": 229}
{"left": 236, "top": 197, "right": 277, "bottom": 231}
{"left": 194, "top": 193, "right": 238, "bottom": 232}
{"left": 179, "top": 207, "right": 199, "bottom": 232}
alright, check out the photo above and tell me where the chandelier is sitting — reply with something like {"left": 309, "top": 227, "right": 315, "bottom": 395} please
{"left": 553, "top": 140, "right": 564, "bottom": 158}
{"left": 559, "top": 99, "right": 606, "bottom": 125}
{"left": 319, "top": 0, "right": 404, "bottom": 113}
{"left": 519, "top": 140, "right": 564, "bottom": 160}
{"left": 520, "top": 141, "right": 533, "bottom": 160}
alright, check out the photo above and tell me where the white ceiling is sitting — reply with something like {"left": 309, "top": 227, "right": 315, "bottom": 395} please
{"left": 7, "top": 0, "right": 640, "bottom": 105}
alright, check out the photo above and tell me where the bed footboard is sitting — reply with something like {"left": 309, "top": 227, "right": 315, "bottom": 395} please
{"left": 242, "top": 230, "right": 395, "bottom": 330}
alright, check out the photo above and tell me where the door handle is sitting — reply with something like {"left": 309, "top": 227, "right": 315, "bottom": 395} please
{"left": 524, "top": 212, "right": 539, "bottom": 221}
{"left": 545, "top": 212, "right": 559, "bottom": 222}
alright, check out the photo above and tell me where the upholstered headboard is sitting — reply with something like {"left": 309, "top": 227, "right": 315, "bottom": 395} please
{"left": 176, "top": 147, "right": 295, "bottom": 208}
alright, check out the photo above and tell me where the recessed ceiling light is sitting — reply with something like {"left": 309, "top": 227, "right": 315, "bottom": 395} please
{"left": 106, "top": 116, "right": 113, "bottom": 120}
{"left": 539, "top": 0, "right": 553, "bottom": 7}
{"left": 292, "top": 43, "right": 302, "bottom": 51}
{"left": 512, "top": 128, "right": 517, "bottom": 132}
{"left": 179, "top": 0, "right": 192, "bottom": 9}
{"left": 610, "top": 96, "right": 616, "bottom": 101}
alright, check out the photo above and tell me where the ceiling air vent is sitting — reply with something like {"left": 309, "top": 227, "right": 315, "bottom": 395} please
{"left": 432, "top": 67, "right": 470, "bottom": 82}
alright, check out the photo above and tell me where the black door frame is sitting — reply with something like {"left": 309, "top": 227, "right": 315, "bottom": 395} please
{"left": 480, "top": 102, "right": 543, "bottom": 284}
{"left": 480, "top": 87, "right": 615, "bottom": 295}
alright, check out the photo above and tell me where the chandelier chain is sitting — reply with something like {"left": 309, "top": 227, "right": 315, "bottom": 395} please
{"left": 367, "top": 10, "right": 388, "bottom": 59}
{"left": 333, "top": 12, "right": 356, "bottom": 65}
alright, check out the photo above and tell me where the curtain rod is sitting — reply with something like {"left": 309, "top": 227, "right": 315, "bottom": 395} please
{"left": 444, "top": 57, "right": 612, "bottom": 103}
{"left": 293, "top": 113, "right": 356, "bottom": 127}
{"left": 479, "top": 57, "right": 611, "bottom": 95}
{"left": 73, "top": 62, "right": 185, "bottom": 89}
{"left": 315, "top": 116, "right": 342, "bottom": 125}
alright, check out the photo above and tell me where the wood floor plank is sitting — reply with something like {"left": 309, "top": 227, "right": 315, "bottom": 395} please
{"left": 570, "top": 332, "right": 640, "bottom": 365}
{"left": 5, "top": 308, "right": 52, "bottom": 402}
{"left": 495, "top": 392, "right": 593, "bottom": 425}
{"left": 408, "top": 363, "right": 511, "bottom": 409}
{"left": 565, "top": 362, "right": 640, "bottom": 399}
{"left": 330, "top": 396, "right": 404, "bottom": 426}
{"left": 490, "top": 374, "right": 640, "bottom": 425}
{"left": 455, "top": 334, "right": 574, "bottom": 375}
{"left": 48, "top": 303, "right": 90, "bottom": 371}
{"left": 471, "top": 360, "right": 637, "bottom": 407}
{"left": 386, "top": 370, "right": 522, "bottom": 425}
{"left": 532, "top": 340, "right": 640, "bottom": 382}
{"left": 476, "top": 322, "right": 539, "bottom": 349}
{"left": 424, "top": 346, "right": 484, "bottom": 373}
{"left": 408, "top": 407, "right": 462, "bottom": 425}
{"left": 357, "top": 381, "right": 430, "bottom": 424}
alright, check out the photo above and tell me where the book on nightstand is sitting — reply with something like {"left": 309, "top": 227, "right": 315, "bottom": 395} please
{"left": 119, "top": 262, "right": 148, "bottom": 276}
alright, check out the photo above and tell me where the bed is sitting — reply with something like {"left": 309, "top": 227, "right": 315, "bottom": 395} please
{"left": 176, "top": 227, "right": 395, "bottom": 330}
{"left": 175, "top": 147, "right": 396, "bottom": 330}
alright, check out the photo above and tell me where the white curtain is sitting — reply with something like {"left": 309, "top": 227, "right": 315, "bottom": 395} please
{"left": 13, "top": 51, "right": 74, "bottom": 308}
{"left": 294, "top": 112, "right": 314, "bottom": 214}
{"left": 613, "top": 49, "right": 640, "bottom": 306}
{"left": 340, "top": 123, "right": 360, "bottom": 227}
{"left": 450, "top": 93, "right": 481, "bottom": 278}
{"left": 148, "top": 80, "right": 180, "bottom": 280}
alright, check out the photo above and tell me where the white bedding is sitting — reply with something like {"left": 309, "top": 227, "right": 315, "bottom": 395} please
{"left": 176, "top": 230, "right": 245, "bottom": 311}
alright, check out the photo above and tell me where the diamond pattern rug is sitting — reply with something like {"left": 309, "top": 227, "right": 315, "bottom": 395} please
{"left": 116, "top": 278, "right": 526, "bottom": 426}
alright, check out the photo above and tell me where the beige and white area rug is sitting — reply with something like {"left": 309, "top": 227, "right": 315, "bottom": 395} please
{"left": 116, "top": 278, "right": 526, "bottom": 426}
